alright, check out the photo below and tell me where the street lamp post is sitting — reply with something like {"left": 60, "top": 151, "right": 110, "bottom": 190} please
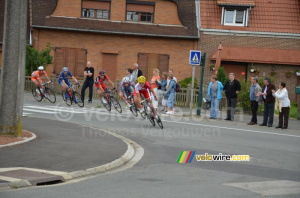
{"left": 0, "top": 0, "right": 28, "bottom": 136}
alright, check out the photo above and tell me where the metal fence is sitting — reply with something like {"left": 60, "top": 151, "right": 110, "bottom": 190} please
{"left": 25, "top": 76, "right": 226, "bottom": 108}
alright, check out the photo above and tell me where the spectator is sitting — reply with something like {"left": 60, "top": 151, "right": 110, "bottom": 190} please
{"left": 121, "top": 68, "right": 133, "bottom": 84}
{"left": 81, "top": 61, "right": 94, "bottom": 103}
{"left": 164, "top": 74, "right": 176, "bottom": 115}
{"left": 167, "top": 69, "right": 177, "bottom": 113}
{"left": 156, "top": 72, "right": 168, "bottom": 112}
{"left": 150, "top": 69, "right": 160, "bottom": 111}
{"left": 247, "top": 76, "right": 262, "bottom": 125}
{"left": 224, "top": 73, "right": 241, "bottom": 121}
{"left": 207, "top": 75, "right": 223, "bottom": 119}
{"left": 259, "top": 77, "right": 275, "bottom": 127}
{"left": 272, "top": 82, "right": 290, "bottom": 129}
{"left": 131, "top": 63, "right": 143, "bottom": 85}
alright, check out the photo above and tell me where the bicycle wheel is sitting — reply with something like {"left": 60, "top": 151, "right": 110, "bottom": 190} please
{"left": 156, "top": 115, "right": 164, "bottom": 129}
{"left": 62, "top": 91, "right": 72, "bottom": 106}
{"left": 101, "top": 96, "right": 111, "bottom": 112}
{"left": 74, "top": 91, "right": 84, "bottom": 107}
{"left": 32, "top": 85, "right": 42, "bottom": 102}
{"left": 129, "top": 103, "right": 138, "bottom": 117}
{"left": 149, "top": 113, "right": 156, "bottom": 126}
{"left": 111, "top": 97, "right": 122, "bottom": 113}
{"left": 44, "top": 87, "right": 56, "bottom": 103}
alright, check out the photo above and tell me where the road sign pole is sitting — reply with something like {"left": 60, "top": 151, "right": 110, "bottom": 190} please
{"left": 197, "top": 53, "right": 206, "bottom": 116}
{"left": 189, "top": 65, "right": 195, "bottom": 116}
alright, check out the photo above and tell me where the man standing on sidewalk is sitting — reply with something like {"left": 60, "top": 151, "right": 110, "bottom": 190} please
{"left": 259, "top": 77, "right": 275, "bottom": 127}
{"left": 247, "top": 76, "right": 262, "bottom": 125}
{"left": 131, "top": 63, "right": 143, "bottom": 85}
{"left": 81, "top": 61, "right": 94, "bottom": 103}
{"left": 224, "top": 73, "right": 241, "bottom": 121}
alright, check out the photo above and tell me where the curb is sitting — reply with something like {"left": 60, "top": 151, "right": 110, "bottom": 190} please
{"left": 0, "top": 131, "right": 37, "bottom": 149}
{"left": 1, "top": 126, "right": 138, "bottom": 189}
{"left": 68, "top": 126, "right": 135, "bottom": 180}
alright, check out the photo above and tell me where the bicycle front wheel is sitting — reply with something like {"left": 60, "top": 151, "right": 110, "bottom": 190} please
{"left": 130, "top": 103, "right": 138, "bottom": 117}
{"left": 111, "top": 97, "right": 122, "bottom": 113}
{"left": 74, "top": 92, "right": 84, "bottom": 107}
{"left": 32, "top": 85, "right": 42, "bottom": 102}
{"left": 44, "top": 87, "right": 56, "bottom": 103}
{"left": 62, "top": 91, "right": 72, "bottom": 106}
{"left": 156, "top": 116, "right": 163, "bottom": 129}
{"left": 101, "top": 96, "right": 111, "bottom": 112}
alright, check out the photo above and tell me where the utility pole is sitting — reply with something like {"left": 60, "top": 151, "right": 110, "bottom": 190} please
{"left": 197, "top": 53, "right": 206, "bottom": 116}
{"left": 0, "top": 0, "right": 28, "bottom": 136}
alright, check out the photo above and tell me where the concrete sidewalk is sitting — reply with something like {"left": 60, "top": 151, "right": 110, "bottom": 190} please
{"left": 0, "top": 117, "right": 131, "bottom": 189}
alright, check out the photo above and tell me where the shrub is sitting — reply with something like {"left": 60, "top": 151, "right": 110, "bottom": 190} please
{"left": 25, "top": 42, "right": 54, "bottom": 76}
{"left": 178, "top": 77, "right": 198, "bottom": 88}
{"left": 237, "top": 78, "right": 251, "bottom": 112}
{"left": 217, "top": 66, "right": 228, "bottom": 86}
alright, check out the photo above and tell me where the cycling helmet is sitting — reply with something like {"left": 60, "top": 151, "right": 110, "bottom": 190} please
{"left": 38, "top": 66, "right": 44, "bottom": 71}
{"left": 99, "top": 70, "right": 106, "bottom": 76}
{"left": 122, "top": 77, "right": 130, "bottom": 82}
{"left": 62, "top": 67, "right": 68, "bottom": 72}
{"left": 137, "top": 76, "right": 146, "bottom": 84}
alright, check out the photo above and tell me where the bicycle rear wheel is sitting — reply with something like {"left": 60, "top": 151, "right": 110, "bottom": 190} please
{"left": 101, "top": 96, "right": 111, "bottom": 111}
{"left": 62, "top": 91, "right": 72, "bottom": 106}
{"left": 74, "top": 91, "right": 84, "bottom": 107}
{"left": 44, "top": 87, "right": 56, "bottom": 103}
{"left": 32, "top": 85, "right": 42, "bottom": 102}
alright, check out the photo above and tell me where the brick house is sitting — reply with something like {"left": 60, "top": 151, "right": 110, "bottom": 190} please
{"left": 198, "top": 0, "right": 300, "bottom": 101}
{"left": 0, "top": 0, "right": 199, "bottom": 83}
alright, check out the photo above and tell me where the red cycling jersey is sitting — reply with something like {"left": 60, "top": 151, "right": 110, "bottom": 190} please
{"left": 95, "top": 75, "right": 109, "bottom": 90}
{"left": 133, "top": 81, "right": 151, "bottom": 99}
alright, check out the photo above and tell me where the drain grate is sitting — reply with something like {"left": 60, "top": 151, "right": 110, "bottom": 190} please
{"left": 0, "top": 169, "right": 65, "bottom": 186}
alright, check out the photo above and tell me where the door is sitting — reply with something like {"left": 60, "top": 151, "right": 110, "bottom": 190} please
{"left": 222, "top": 62, "right": 247, "bottom": 81}
{"left": 137, "top": 53, "right": 148, "bottom": 80}
{"left": 102, "top": 53, "right": 118, "bottom": 82}
{"left": 54, "top": 48, "right": 87, "bottom": 77}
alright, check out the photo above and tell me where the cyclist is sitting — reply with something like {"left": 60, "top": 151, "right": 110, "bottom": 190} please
{"left": 31, "top": 66, "right": 52, "bottom": 92}
{"left": 133, "top": 76, "right": 158, "bottom": 117}
{"left": 58, "top": 67, "right": 79, "bottom": 100}
{"left": 119, "top": 77, "right": 134, "bottom": 108}
{"left": 95, "top": 70, "right": 115, "bottom": 103}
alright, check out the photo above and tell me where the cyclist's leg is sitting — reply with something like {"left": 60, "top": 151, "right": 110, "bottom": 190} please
{"left": 119, "top": 90, "right": 126, "bottom": 102}
{"left": 133, "top": 91, "right": 143, "bottom": 109}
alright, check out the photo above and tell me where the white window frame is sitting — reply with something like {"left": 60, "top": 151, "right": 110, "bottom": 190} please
{"left": 222, "top": 8, "right": 247, "bottom": 26}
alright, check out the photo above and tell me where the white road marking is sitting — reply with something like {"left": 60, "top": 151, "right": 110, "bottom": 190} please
{"left": 224, "top": 180, "right": 300, "bottom": 196}
{"left": 162, "top": 120, "right": 300, "bottom": 138}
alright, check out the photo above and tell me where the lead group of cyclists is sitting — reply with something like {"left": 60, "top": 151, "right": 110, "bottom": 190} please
{"left": 31, "top": 66, "right": 158, "bottom": 118}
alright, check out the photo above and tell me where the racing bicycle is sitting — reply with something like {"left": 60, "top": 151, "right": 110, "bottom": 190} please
{"left": 32, "top": 81, "right": 56, "bottom": 103}
{"left": 101, "top": 88, "right": 122, "bottom": 113}
{"left": 126, "top": 94, "right": 138, "bottom": 117}
{"left": 140, "top": 97, "right": 163, "bottom": 129}
{"left": 62, "top": 83, "right": 84, "bottom": 107}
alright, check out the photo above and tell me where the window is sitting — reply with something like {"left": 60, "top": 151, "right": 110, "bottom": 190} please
{"left": 222, "top": 8, "right": 248, "bottom": 26}
{"left": 126, "top": 12, "right": 153, "bottom": 23}
{"left": 81, "top": 0, "right": 110, "bottom": 19}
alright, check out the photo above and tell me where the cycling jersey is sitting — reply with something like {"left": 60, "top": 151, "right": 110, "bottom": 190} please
{"left": 134, "top": 81, "right": 151, "bottom": 99}
{"left": 31, "top": 70, "right": 47, "bottom": 83}
{"left": 95, "top": 75, "right": 109, "bottom": 90}
{"left": 58, "top": 71, "right": 73, "bottom": 86}
{"left": 120, "top": 83, "right": 134, "bottom": 97}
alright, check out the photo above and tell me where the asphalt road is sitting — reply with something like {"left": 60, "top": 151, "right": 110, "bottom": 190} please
{"left": 1, "top": 94, "right": 300, "bottom": 198}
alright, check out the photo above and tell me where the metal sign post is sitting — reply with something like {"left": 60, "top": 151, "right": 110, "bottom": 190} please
{"left": 197, "top": 53, "right": 206, "bottom": 116}
{"left": 189, "top": 50, "right": 201, "bottom": 116}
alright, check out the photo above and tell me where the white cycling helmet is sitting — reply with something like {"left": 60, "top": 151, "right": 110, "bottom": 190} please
{"left": 38, "top": 66, "right": 44, "bottom": 71}
{"left": 122, "top": 77, "right": 130, "bottom": 82}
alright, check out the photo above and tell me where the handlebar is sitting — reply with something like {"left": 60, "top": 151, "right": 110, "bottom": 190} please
{"left": 42, "top": 81, "right": 52, "bottom": 86}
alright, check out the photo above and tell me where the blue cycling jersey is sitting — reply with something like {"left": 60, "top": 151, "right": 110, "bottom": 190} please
{"left": 58, "top": 71, "right": 73, "bottom": 83}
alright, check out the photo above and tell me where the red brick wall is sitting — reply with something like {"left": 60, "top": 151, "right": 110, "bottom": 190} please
{"left": 198, "top": 32, "right": 300, "bottom": 101}
{"left": 51, "top": 0, "right": 81, "bottom": 17}
{"left": 50, "top": 0, "right": 182, "bottom": 25}
{"left": 33, "top": 29, "right": 196, "bottom": 82}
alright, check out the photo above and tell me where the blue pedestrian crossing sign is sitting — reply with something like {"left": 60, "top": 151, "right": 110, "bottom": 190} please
{"left": 189, "top": 50, "right": 201, "bottom": 65}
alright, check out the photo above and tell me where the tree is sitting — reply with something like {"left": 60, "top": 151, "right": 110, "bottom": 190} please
{"left": 217, "top": 66, "right": 228, "bottom": 86}
{"left": 25, "top": 42, "right": 54, "bottom": 75}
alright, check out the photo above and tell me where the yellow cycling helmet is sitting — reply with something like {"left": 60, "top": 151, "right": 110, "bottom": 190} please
{"left": 137, "top": 76, "right": 146, "bottom": 84}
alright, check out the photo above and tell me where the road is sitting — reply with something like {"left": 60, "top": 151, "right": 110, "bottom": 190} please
{"left": 1, "top": 95, "right": 300, "bottom": 197}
